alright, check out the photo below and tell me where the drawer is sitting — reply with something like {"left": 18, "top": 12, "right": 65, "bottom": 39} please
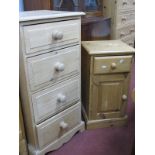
{"left": 117, "top": 0, "right": 135, "bottom": 12}
{"left": 36, "top": 103, "right": 81, "bottom": 149}
{"left": 27, "top": 45, "right": 80, "bottom": 91}
{"left": 121, "top": 35, "right": 135, "bottom": 47}
{"left": 115, "top": 24, "right": 135, "bottom": 39}
{"left": 32, "top": 77, "right": 80, "bottom": 124}
{"left": 93, "top": 55, "right": 132, "bottom": 74}
{"left": 116, "top": 10, "right": 134, "bottom": 27}
{"left": 23, "top": 19, "right": 80, "bottom": 54}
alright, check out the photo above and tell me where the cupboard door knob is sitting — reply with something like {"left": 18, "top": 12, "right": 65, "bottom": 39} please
{"left": 122, "top": 94, "right": 127, "bottom": 100}
{"left": 59, "top": 121, "right": 68, "bottom": 129}
{"left": 111, "top": 62, "right": 117, "bottom": 69}
{"left": 57, "top": 94, "right": 66, "bottom": 103}
{"left": 55, "top": 62, "right": 65, "bottom": 72}
{"left": 52, "top": 31, "right": 63, "bottom": 40}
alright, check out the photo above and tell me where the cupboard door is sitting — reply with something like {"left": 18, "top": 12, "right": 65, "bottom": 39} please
{"left": 90, "top": 74, "right": 129, "bottom": 120}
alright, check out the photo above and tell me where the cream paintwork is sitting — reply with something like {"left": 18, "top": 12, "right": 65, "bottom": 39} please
{"left": 36, "top": 103, "right": 81, "bottom": 149}
{"left": 23, "top": 19, "right": 80, "bottom": 54}
{"left": 19, "top": 10, "right": 84, "bottom": 155}
{"left": 32, "top": 77, "right": 80, "bottom": 124}
{"left": 27, "top": 45, "right": 80, "bottom": 91}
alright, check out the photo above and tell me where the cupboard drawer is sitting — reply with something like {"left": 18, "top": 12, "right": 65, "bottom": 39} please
{"left": 32, "top": 77, "right": 80, "bottom": 124}
{"left": 27, "top": 45, "right": 80, "bottom": 91}
{"left": 23, "top": 19, "right": 80, "bottom": 54}
{"left": 36, "top": 103, "right": 81, "bottom": 149}
{"left": 93, "top": 55, "right": 132, "bottom": 74}
{"left": 115, "top": 24, "right": 135, "bottom": 39}
{"left": 117, "top": 0, "right": 135, "bottom": 12}
{"left": 116, "top": 10, "right": 134, "bottom": 27}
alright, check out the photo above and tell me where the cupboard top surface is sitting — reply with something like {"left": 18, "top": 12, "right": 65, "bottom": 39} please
{"left": 19, "top": 10, "right": 85, "bottom": 22}
{"left": 82, "top": 40, "right": 135, "bottom": 55}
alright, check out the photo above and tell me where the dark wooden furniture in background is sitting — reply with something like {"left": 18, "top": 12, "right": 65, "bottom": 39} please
{"left": 23, "top": 0, "right": 111, "bottom": 41}
{"left": 81, "top": 16, "right": 111, "bottom": 40}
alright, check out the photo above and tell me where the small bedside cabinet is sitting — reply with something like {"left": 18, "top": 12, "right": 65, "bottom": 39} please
{"left": 81, "top": 40, "right": 135, "bottom": 129}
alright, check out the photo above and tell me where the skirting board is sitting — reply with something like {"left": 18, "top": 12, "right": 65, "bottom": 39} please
{"left": 28, "top": 121, "right": 85, "bottom": 155}
{"left": 82, "top": 105, "right": 128, "bottom": 130}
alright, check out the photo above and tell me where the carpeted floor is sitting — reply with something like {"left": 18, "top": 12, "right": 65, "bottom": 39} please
{"left": 47, "top": 63, "right": 135, "bottom": 155}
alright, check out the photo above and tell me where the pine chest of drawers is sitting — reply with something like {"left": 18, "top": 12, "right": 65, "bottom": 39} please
{"left": 19, "top": 10, "right": 85, "bottom": 155}
{"left": 81, "top": 40, "right": 134, "bottom": 129}
{"left": 103, "top": 0, "right": 135, "bottom": 47}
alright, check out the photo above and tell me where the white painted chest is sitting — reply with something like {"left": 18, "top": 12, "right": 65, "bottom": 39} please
{"left": 19, "top": 10, "right": 85, "bottom": 155}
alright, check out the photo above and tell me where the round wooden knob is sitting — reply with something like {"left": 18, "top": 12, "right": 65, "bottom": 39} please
{"left": 120, "top": 33, "right": 125, "bottom": 38}
{"left": 122, "top": 17, "right": 126, "bottom": 21}
{"left": 55, "top": 62, "right": 65, "bottom": 72}
{"left": 123, "top": 1, "right": 127, "bottom": 5}
{"left": 111, "top": 62, "right": 117, "bottom": 69}
{"left": 122, "top": 94, "right": 127, "bottom": 101}
{"left": 52, "top": 31, "right": 63, "bottom": 40}
{"left": 59, "top": 121, "right": 68, "bottom": 129}
{"left": 57, "top": 94, "right": 66, "bottom": 103}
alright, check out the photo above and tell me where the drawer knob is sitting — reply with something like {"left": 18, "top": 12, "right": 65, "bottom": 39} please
{"left": 129, "top": 43, "right": 134, "bottom": 46}
{"left": 122, "top": 17, "right": 126, "bottom": 21}
{"left": 123, "top": 1, "right": 127, "bottom": 5}
{"left": 57, "top": 94, "right": 66, "bottom": 103}
{"left": 52, "top": 31, "right": 63, "bottom": 40}
{"left": 55, "top": 62, "right": 65, "bottom": 72}
{"left": 60, "top": 121, "right": 68, "bottom": 129}
{"left": 111, "top": 62, "right": 117, "bottom": 69}
{"left": 130, "top": 29, "right": 134, "bottom": 33}
{"left": 120, "top": 33, "right": 125, "bottom": 38}
{"left": 122, "top": 94, "right": 127, "bottom": 101}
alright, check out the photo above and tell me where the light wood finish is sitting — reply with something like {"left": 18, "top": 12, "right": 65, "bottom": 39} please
{"left": 82, "top": 40, "right": 135, "bottom": 55}
{"left": 19, "top": 102, "right": 28, "bottom": 155}
{"left": 93, "top": 55, "right": 132, "bottom": 74}
{"left": 81, "top": 40, "right": 134, "bottom": 129}
{"left": 19, "top": 10, "right": 84, "bottom": 155}
{"left": 23, "top": 19, "right": 80, "bottom": 54}
{"left": 103, "top": 0, "right": 135, "bottom": 47}
{"left": 27, "top": 45, "right": 80, "bottom": 91}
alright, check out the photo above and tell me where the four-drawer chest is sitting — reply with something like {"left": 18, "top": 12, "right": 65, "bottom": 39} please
{"left": 19, "top": 10, "right": 85, "bottom": 155}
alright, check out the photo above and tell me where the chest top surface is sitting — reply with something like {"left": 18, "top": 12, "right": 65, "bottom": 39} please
{"left": 19, "top": 10, "right": 85, "bottom": 22}
{"left": 82, "top": 40, "right": 135, "bottom": 55}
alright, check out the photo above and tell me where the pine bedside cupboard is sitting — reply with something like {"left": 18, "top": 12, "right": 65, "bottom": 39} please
{"left": 81, "top": 40, "right": 135, "bottom": 129}
{"left": 19, "top": 10, "right": 85, "bottom": 155}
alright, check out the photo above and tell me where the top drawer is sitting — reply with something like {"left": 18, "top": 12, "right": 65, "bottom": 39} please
{"left": 93, "top": 55, "right": 132, "bottom": 74}
{"left": 22, "top": 19, "right": 80, "bottom": 54}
